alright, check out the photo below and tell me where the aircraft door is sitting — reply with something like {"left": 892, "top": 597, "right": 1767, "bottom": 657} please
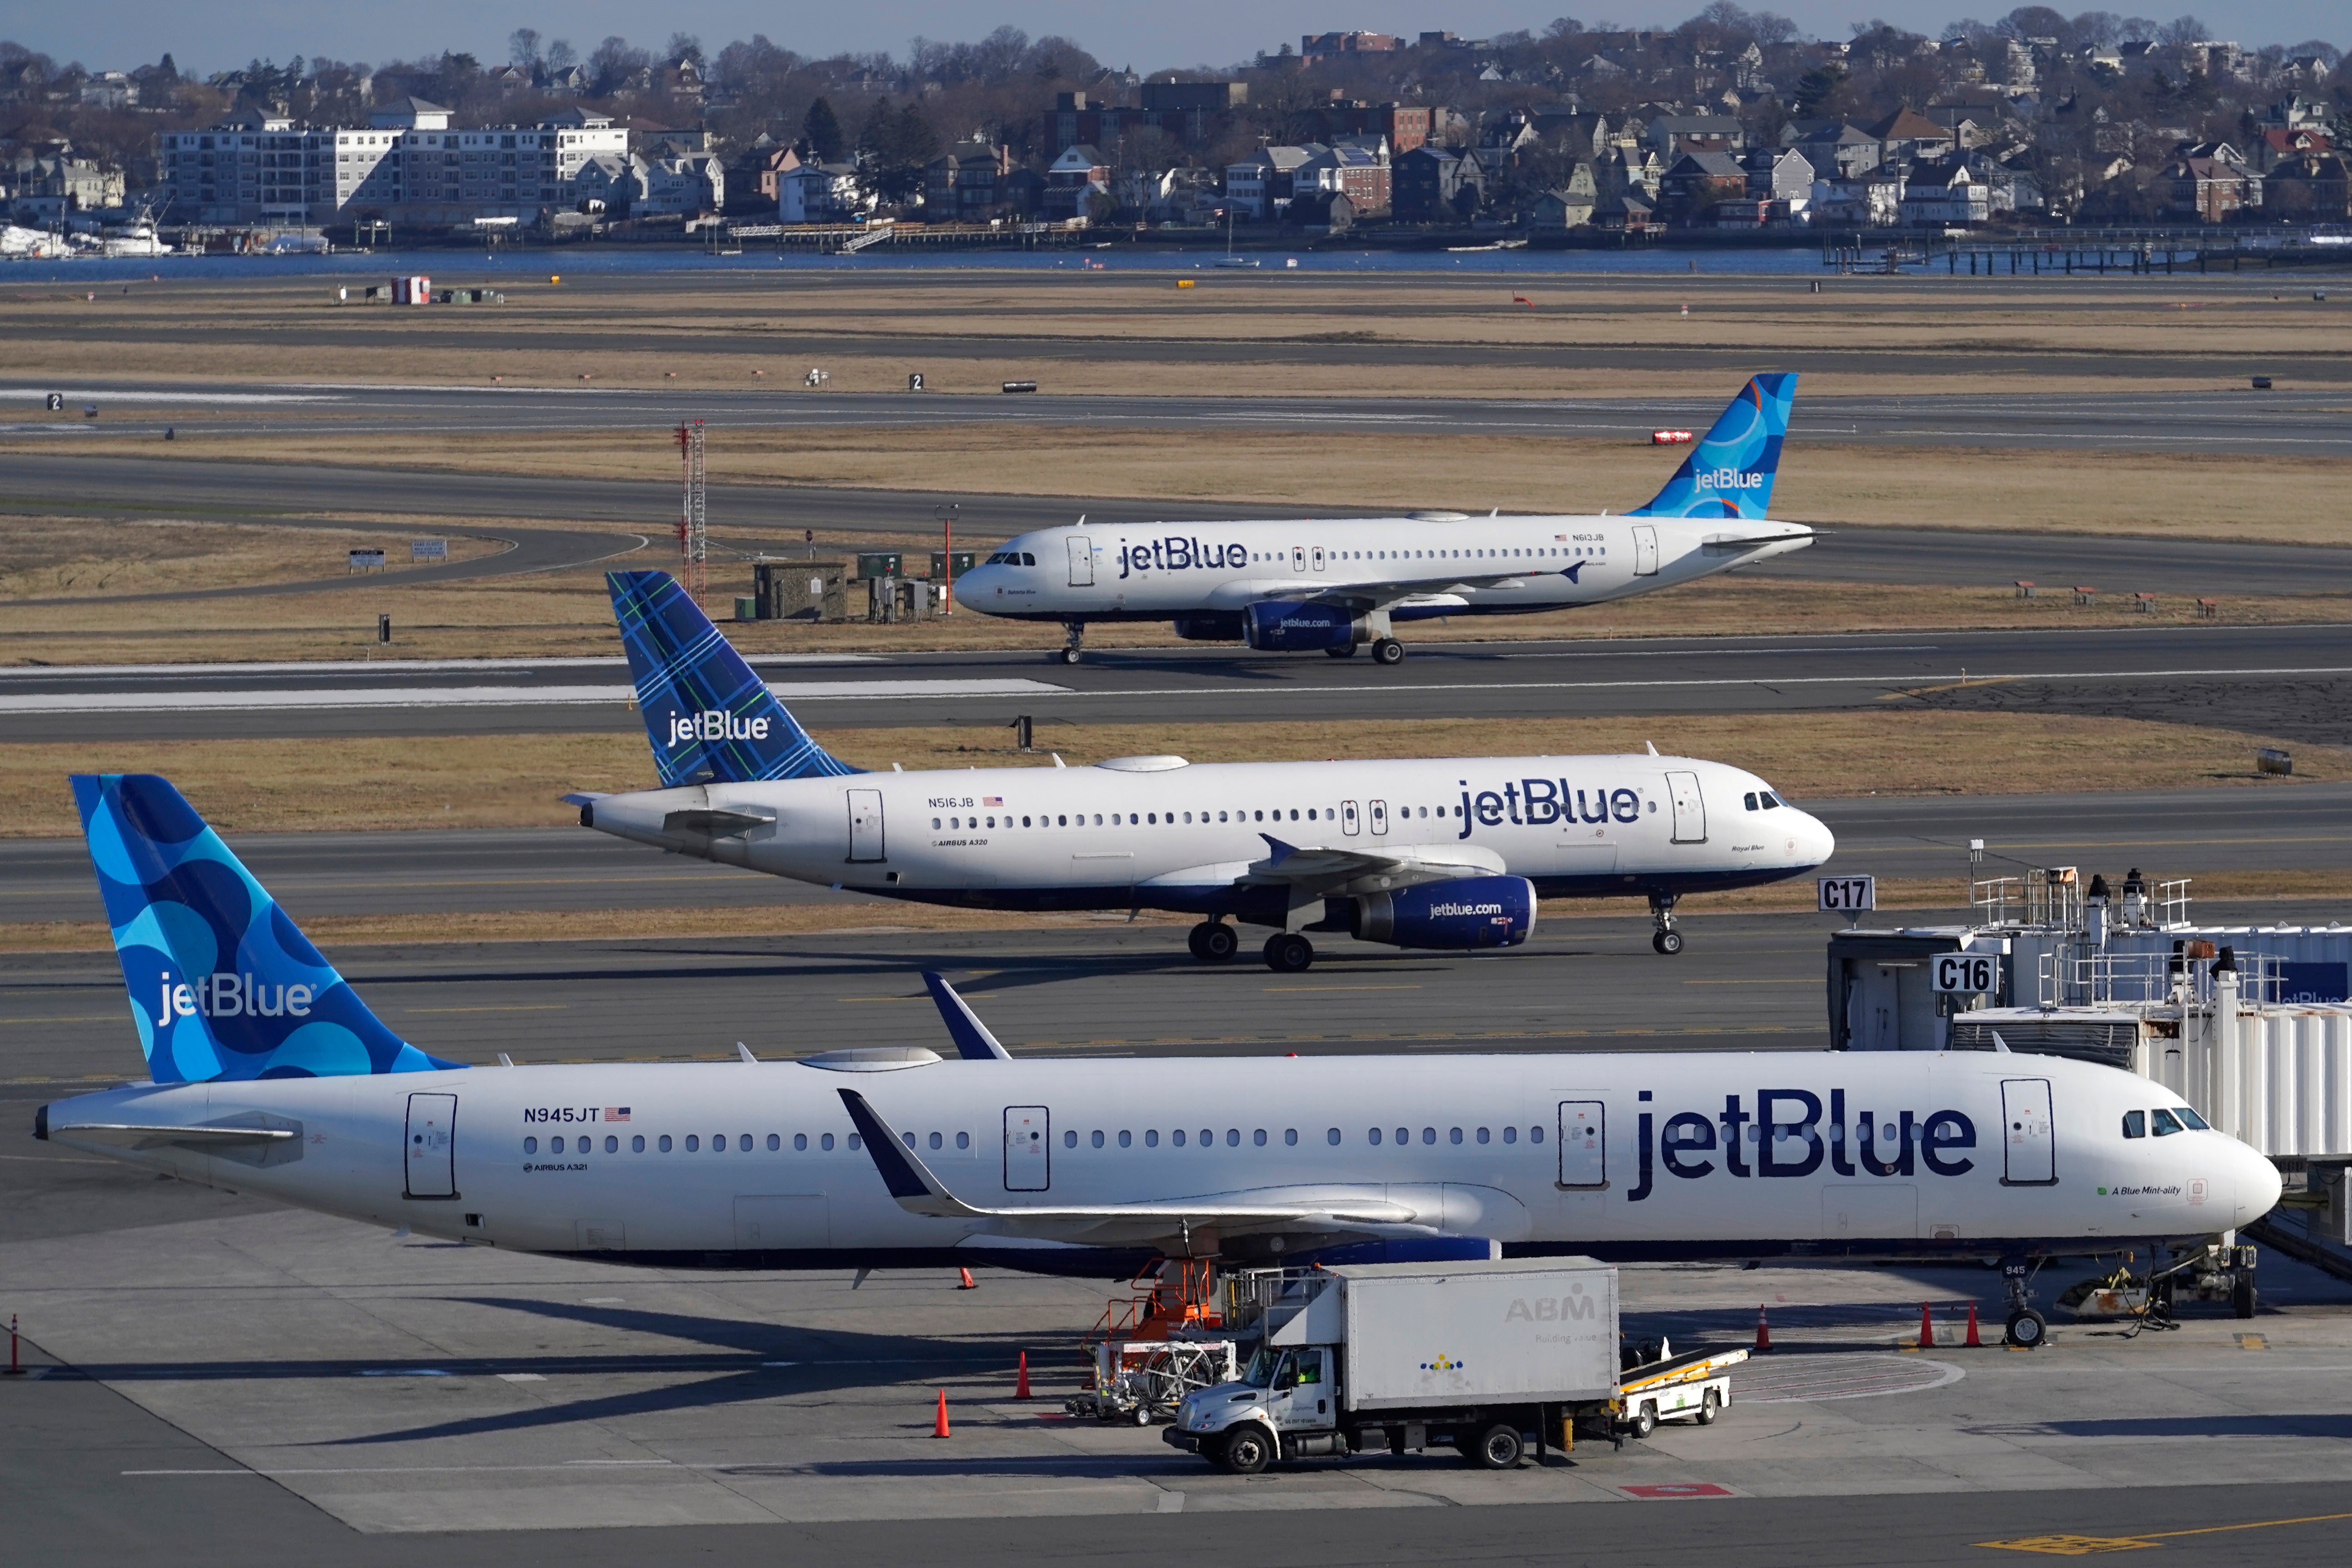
{"left": 1004, "top": 1105, "right": 1050, "bottom": 1191}
{"left": 1340, "top": 800, "right": 1361, "bottom": 836}
{"left": 1291, "top": 545, "right": 1307, "bottom": 573}
{"left": 1557, "top": 1100, "right": 1606, "bottom": 1189}
{"left": 1633, "top": 524, "right": 1659, "bottom": 576}
{"left": 1665, "top": 771, "right": 1706, "bottom": 843}
{"left": 1369, "top": 799, "right": 1389, "bottom": 836}
{"left": 2000, "top": 1079, "right": 2057, "bottom": 1185}
{"left": 1066, "top": 534, "right": 1094, "bottom": 586}
{"left": 846, "top": 789, "right": 885, "bottom": 862}
{"left": 404, "top": 1093, "right": 457, "bottom": 1199}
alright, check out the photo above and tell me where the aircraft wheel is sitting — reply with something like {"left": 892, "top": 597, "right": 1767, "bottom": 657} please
{"left": 1199, "top": 922, "right": 1239, "bottom": 963}
{"left": 2232, "top": 1276, "right": 2257, "bottom": 1319}
{"left": 2004, "top": 1308, "right": 2048, "bottom": 1349}
{"left": 1371, "top": 637, "right": 1406, "bottom": 666}
{"left": 1187, "top": 923, "right": 1210, "bottom": 959}
{"left": 1325, "top": 643, "right": 1358, "bottom": 658}
{"left": 1653, "top": 929, "right": 1685, "bottom": 955}
{"left": 1048, "top": 648, "right": 1071, "bottom": 664}
{"left": 1264, "top": 933, "right": 1315, "bottom": 973}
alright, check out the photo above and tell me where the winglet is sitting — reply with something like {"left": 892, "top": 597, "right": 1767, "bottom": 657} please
{"left": 1989, "top": 1030, "right": 2013, "bottom": 1054}
{"left": 1259, "top": 833, "right": 1300, "bottom": 865}
{"left": 922, "top": 973, "right": 1012, "bottom": 1060}
{"left": 836, "top": 1089, "right": 981, "bottom": 1216}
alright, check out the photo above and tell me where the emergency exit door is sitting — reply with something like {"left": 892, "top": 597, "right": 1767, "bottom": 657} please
{"left": 1340, "top": 800, "right": 1361, "bottom": 836}
{"left": 846, "top": 789, "right": 884, "bottom": 862}
{"left": 2000, "top": 1079, "right": 2056, "bottom": 1185}
{"left": 1666, "top": 771, "right": 1706, "bottom": 843}
{"left": 405, "top": 1093, "right": 457, "bottom": 1199}
{"left": 1557, "top": 1100, "right": 1606, "bottom": 1189}
{"left": 1369, "top": 799, "right": 1389, "bottom": 836}
{"left": 1004, "top": 1106, "right": 1050, "bottom": 1191}
{"left": 1632, "top": 524, "right": 1659, "bottom": 576}
{"left": 1066, "top": 534, "right": 1094, "bottom": 586}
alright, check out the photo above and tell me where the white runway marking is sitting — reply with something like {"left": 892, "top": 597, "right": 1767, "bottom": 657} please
{"left": 0, "top": 678, "right": 1068, "bottom": 714}
{"left": 0, "top": 388, "right": 343, "bottom": 403}
{"left": 0, "top": 654, "right": 877, "bottom": 680}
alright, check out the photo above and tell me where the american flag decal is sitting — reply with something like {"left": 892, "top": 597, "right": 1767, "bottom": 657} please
{"left": 607, "top": 1107, "right": 631, "bottom": 1122}
{"left": 982, "top": 796, "right": 1003, "bottom": 807}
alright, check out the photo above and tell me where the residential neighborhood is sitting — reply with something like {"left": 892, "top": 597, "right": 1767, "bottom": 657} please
{"left": 1, "top": 12, "right": 2347, "bottom": 244}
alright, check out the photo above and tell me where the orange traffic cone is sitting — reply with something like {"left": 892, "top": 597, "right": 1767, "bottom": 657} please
{"left": 1015, "top": 1351, "right": 1032, "bottom": 1401}
{"left": 957, "top": 1267, "right": 976, "bottom": 1290}
{"left": 1754, "top": 1305, "right": 1771, "bottom": 1352}
{"left": 933, "top": 1389, "right": 951, "bottom": 1438}
{"left": 1964, "top": 1302, "right": 1983, "bottom": 1347}
{"left": 1917, "top": 1302, "right": 1936, "bottom": 1349}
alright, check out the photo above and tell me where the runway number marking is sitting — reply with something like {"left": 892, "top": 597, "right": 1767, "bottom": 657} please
{"left": 1980, "top": 1508, "right": 2352, "bottom": 1554}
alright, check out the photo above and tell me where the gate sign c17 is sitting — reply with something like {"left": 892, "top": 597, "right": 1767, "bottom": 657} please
{"left": 1817, "top": 875, "right": 1874, "bottom": 913}
{"left": 1933, "top": 952, "right": 1998, "bottom": 994}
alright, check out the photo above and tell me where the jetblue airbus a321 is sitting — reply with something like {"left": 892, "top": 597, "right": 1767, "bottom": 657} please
{"left": 576, "top": 571, "right": 1836, "bottom": 966}
{"left": 39, "top": 773, "right": 2280, "bottom": 1349}
{"left": 952, "top": 373, "right": 1808, "bottom": 665}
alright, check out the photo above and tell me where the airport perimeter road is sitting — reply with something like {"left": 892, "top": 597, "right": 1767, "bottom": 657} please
{"left": 5, "top": 787, "right": 2343, "bottom": 929}
{"left": 6, "top": 623, "right": 2350, "bottom": 742}
{"left": 10, "top": 382, "right": 2352, "bottom": 456}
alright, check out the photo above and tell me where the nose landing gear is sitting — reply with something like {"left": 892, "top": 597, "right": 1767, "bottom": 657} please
{"left": 1051, "top": 621, "right": 1086, "bottom": 665}
{"left": 1649, "top": 892, "right": 1683, "bottom": 955}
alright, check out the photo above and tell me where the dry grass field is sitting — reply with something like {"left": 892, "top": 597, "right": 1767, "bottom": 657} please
{"left": 1, "top": 709, "right": 2331, "bottom": 840}
{"left": 4, "top": 272, "right": 2348, "bottom": 398}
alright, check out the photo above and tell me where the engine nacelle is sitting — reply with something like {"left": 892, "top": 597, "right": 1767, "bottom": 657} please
{"left": 1243, "top": 601, "right": 1363, "bottom": 651}
{"left": 1172, "top": 612, "right": 1245, "bottom": 642}
{"left": 1351, "top": 875, "right": 1535, "bottom": 950}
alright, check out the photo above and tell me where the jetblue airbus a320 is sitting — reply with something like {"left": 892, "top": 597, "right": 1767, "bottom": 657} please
{"left": 39, "top": 773, "right": 2280, "bottom": 1351}
{"left": 952, "top": 373, "right": 1809, "bottom": 665}
{"left": 575, "top": 571, "right": 1835, "bottom": 966}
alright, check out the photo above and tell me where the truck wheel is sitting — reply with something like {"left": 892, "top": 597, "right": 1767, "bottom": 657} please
{"left": 1626, "top": 1402, "right": 1658, "bottom": 1439}
{"left": 2005, "top": 1308, "right": 2048, "bottom": 1348}
{"left": 1219, "top": 1423, "right": 1274, "bottom": 1475}
{"left": 1695, "top": 1388, "right": 1721, "bottom": 1426}
{"left": 1467, "top": 1423, "right": 1524, "bottom": 1469}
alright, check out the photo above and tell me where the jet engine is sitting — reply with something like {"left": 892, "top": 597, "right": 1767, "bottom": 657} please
{"left": 1242, "top": 601, "right": 1365, "bottom": 651}
{"left": 1350, "top": 875, "right": 1536, "bottom": 950}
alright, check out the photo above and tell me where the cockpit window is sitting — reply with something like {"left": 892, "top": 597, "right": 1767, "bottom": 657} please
{"left": 2122, "top": 1110, "right": 2146, "bottom": 1139}
{"left": 2151, "top": 1108, "right": 2185, "bottom": 1136}
{"left": 1743, "top": 792, "right": 1759, "bottom": 811}
{"left": 2174, "top": 1107, "right": 2209, "bottom": 1130}
{"left": 1022, "top": 552, "right": 1036, "bottom": 566}
{"left": 1760, "top": 792, "right": 1781, "bottom": 808}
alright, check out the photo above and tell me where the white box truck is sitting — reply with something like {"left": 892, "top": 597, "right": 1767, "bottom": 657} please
{"left": 1164, "top": 1257, "right": 1621, "bottom": 1473}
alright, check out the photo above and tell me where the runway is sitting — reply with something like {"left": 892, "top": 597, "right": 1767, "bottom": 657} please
{"left": 6, "top": 624, "right": 2349, "bottom": 742}
{"left": 10, "top": 380, "right": 2352, "bottom": 455}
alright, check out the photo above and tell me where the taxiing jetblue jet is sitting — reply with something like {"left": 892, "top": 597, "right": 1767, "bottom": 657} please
{"left": 582, "top": 571, "right": 1836, "bottom": 965}
{"left": 953, "top": 373, "right": 1809, "bottom": 665}
{"left": 39, "top": 773, "right": 2280, "bottom": 1349}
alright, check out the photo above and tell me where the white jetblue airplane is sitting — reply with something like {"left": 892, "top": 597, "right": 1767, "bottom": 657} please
{"left": 582, "top": 571, "right": 1835, "bottom": 965}
{"left": 40, "top": 773, "right": 2281, "bottom": 1346}
{"left": 953, "top": 373, "right": 1809, "bottom": 665}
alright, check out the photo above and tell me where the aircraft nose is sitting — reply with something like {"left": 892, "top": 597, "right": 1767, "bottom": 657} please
{"left": 1796, "top": 810, "right": 1836, "bottom": 869}
{"left": 2233, "top": 1142, "right": 2283, "bottom": 1227}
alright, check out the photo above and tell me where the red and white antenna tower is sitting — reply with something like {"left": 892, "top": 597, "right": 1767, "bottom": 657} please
{"left": 675, "top": 419, "right": 707, "bottom": 603}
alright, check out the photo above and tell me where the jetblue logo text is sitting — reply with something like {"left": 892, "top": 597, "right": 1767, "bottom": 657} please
{"left": 1457, "top": 779, "right": 1639, "bottom": 839}
{"left": 667, "top": 710, "right": 773, "bottom": 749}
{"left": 1627, "top": 1089, "right": 1977, "bottom": 1203}
{"left": 157, "top": 973, "right": 313, "bottom": 1024}
{"left": 1429, "top": 900, "right": 1506, "bottom": 918}
{"left": 1117, "top": 537, "right": 1244, "bottom": 579}
{"left": 1693, "top": 467, "right": 1764, "bottom": 491}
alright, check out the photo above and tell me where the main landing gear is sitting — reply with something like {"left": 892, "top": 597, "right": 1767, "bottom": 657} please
{"left": 1050, "top": 621, "right": 1086, "bottom": 665}
{"left": 1371, "top": 637, "right": 1405, "bottom": 666}
{"left": 1649, "top": 892, "right": 1684, "bottom": 955}
{"left": 1262, "top": 932, "right": 1315, "bottom": 973}
{"left": 1187, "top": 920, "right": 1239, "bottom": 963}
{"left": 1325, "top": 643, "right": 1357, "bottom": 658}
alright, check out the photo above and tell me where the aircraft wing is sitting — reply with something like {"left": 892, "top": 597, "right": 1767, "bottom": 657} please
{"left": 1204, "top": 574, "right": 1534, "bottom": 613}
{"left": 838, "top": 1090, "right": 1420, "bottom": 1245}
{"left": 1238, "top": 835, "right": 1507, "bottom": 895}
{"left": 48, "top": 1121, "right": 297, "bottom": 1151}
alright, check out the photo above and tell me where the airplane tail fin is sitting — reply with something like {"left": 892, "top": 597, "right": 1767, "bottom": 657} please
{"left": 607, "top": 570, "right": 860, "bottom": 787}
{"left": 1629, "top": 373, "right": 1797, "bottom": 520}
{"left": 71, "top": 774, "right": 461, "bottom": 1083}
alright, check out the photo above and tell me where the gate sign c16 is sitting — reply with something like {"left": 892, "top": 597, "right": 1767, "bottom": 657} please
{"left": 1817, "top": 875, "right": 1875, "bottom": 913}
{"left": 1933, "top": 952, "right": 1998, "bottom": 994}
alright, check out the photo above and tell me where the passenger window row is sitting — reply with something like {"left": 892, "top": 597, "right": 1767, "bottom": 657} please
{"left": 1244, "top": 547, "right": 1604, "bottom": 564}
{"left": 1059, "top": 1125, "right": 1548, "bottom": 1149}
{"left": 2120, "top": 1106, "right": 2210, "bottom": 1139}
{"left": 523, "top": 1129, "right": 939, "bottom": 1156}
{"left": 523, "top": 1123, "right": 1557, "bottom": 1157}
{"left": 935, "top": 804, "right": 1463, "bottom": 831}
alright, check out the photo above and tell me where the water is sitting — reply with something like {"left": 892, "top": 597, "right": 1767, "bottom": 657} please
{"left": 5, "top": 244, "right": 1826, "bottom": 286}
